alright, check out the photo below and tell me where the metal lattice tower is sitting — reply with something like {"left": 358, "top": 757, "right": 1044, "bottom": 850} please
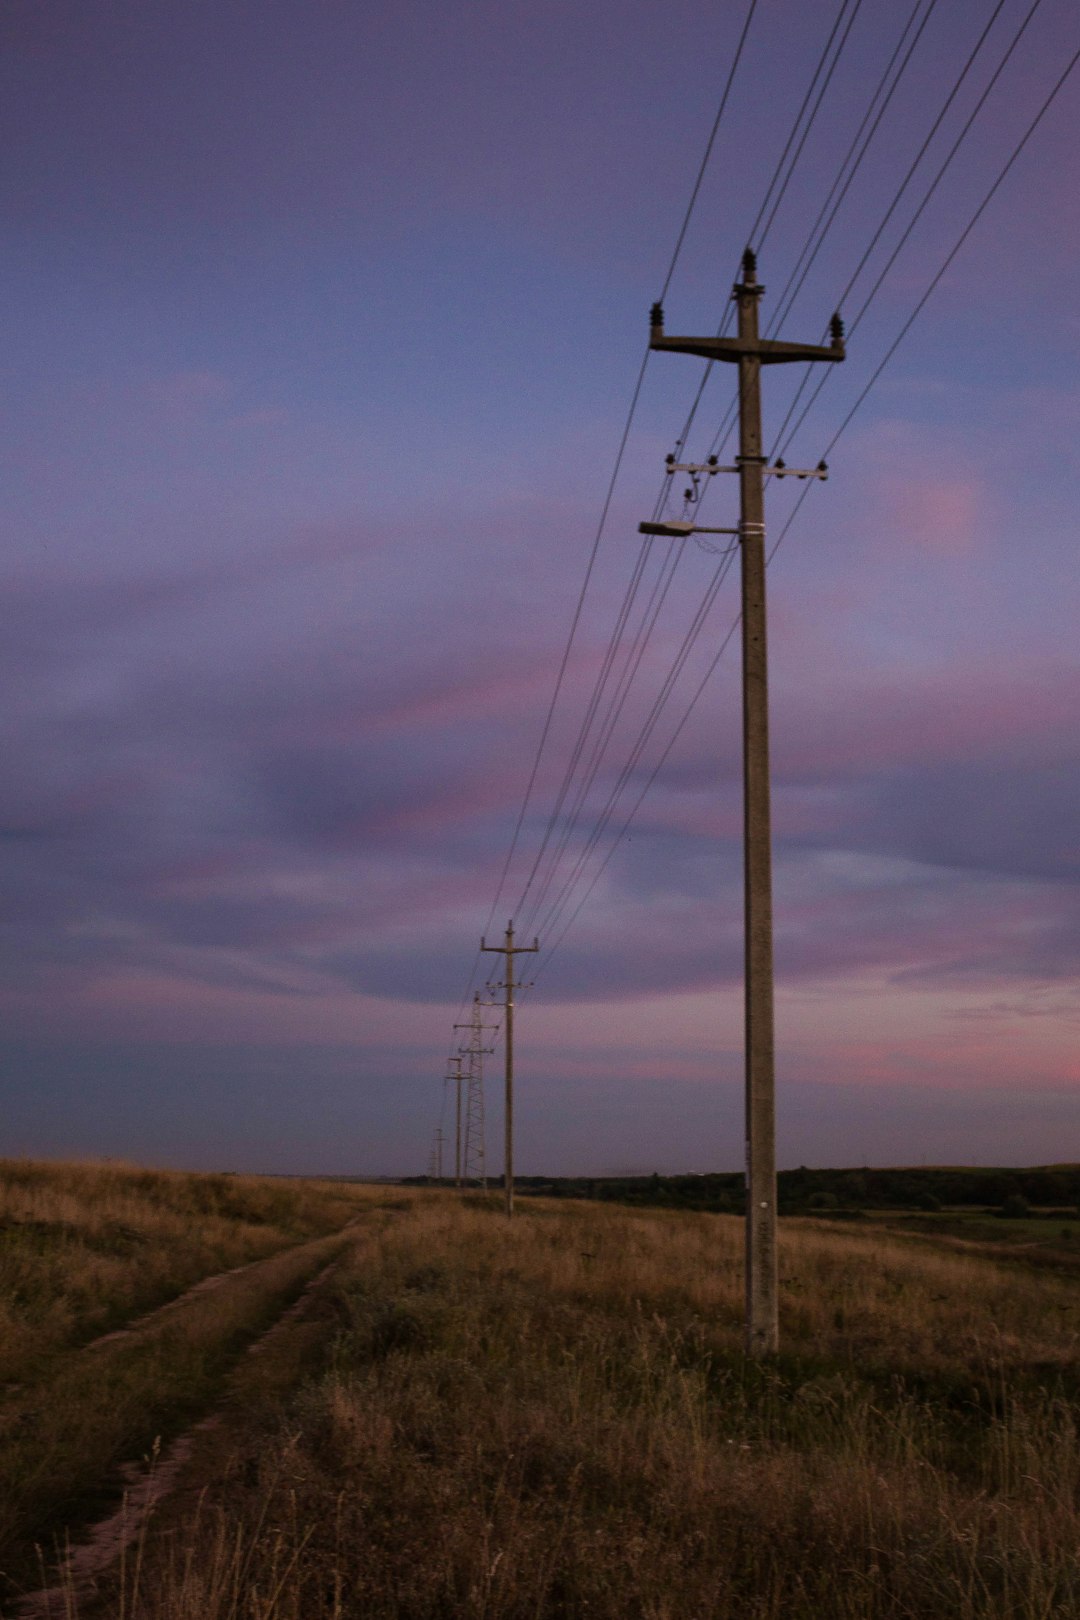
{"left": 463, "top": 1051, "right": 486, "bottom": 1188}
{"left": 454, "top": 992, "right": 498, "bottom": 1191}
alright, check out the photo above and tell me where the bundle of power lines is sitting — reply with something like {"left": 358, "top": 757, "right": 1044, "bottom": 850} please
{"left": 432, "top": 0, "right": 1080, "bottom": 1160}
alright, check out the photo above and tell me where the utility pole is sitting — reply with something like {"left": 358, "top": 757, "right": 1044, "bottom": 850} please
{"left": 648, "top": 250, "right": 844, "bottom": 1356}
{"left": 454, "top": 993, "right": 497, "bottom": 1190}
{"left": 481, "top": 920, "right": 539, "bottom": 1218}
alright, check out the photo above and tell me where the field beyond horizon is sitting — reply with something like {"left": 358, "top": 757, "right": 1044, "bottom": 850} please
{"left": 2, "top": 1157, "right": 1079, "bottom": 1619}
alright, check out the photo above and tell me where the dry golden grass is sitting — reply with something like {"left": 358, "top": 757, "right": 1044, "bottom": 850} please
{"left": 0, "top": 1159, "right": 366, "bottom": 1384}
{"left": 103, "top": 1192, "right": 1080, "bottom": 1620}
{"left": 0, "top": 1161, "right": 383, "bottom": 1596}
{"left": 0, "top": 1222, "right": 358, "bottom": 1578}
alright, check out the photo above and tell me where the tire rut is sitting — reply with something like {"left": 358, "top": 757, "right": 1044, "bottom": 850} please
{"left": 83, "top": 1215, "right": 363, "bottom": 1353}
{"left": 9, "top": 1249, "right": 350, "bottom": 1620}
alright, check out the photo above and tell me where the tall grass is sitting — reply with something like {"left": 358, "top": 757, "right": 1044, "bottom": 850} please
{"left": 0, "top": 1160, "right": 364, "bottom": 1383}
{"left": 0, "top": 1219, "right": 369, "bottom": 1592}
{"left": 110, "top": 1194, "right": 1080, "bottom": 1620}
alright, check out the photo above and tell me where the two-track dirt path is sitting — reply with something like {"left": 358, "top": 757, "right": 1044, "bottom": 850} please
{"left": 4, "top": 1213, "right": 370, "bottom": 1620}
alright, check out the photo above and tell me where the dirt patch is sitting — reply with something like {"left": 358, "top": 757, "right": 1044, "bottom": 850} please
{"left": 12, "top": 1417, "right": 222, "bottom": 1620}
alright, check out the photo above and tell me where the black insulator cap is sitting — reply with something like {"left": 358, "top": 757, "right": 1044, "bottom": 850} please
{"left": 775, "top": 458, "right": 786, "bottom": 470}
{"left": 665, "top": 452, "right": 675, "bottom": 465}
{"left": 650, "top": 301, "right": 664, "bottom": 327}
{"left": 742, "top": 247, "right": 757, "bottom": 280}
{"left": 707, "top": 454, "right": 717, "bottom": 466}
{"left": 830, "top": 311, "right": 845, "bottom": 344}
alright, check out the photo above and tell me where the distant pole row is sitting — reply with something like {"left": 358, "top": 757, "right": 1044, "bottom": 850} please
{"left": 482, "top": 922, "right": 539, "bottom": 1219}
{"left": 431, "top": 924, "right": 538, "bottom": 1218}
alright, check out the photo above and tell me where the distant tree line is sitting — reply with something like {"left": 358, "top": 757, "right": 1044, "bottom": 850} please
{"left": 404, "top": 1166, "right": 1080, "bottom": 1215}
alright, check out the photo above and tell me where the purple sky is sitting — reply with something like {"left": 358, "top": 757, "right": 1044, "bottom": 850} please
{"left": 3, "top": 0, "right": 1079, "bottom": 1175}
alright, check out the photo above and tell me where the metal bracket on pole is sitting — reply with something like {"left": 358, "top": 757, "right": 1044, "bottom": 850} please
{"left": 649, "top": 299, "right": 845, "bottom": 366}
{"left": 771, "top": 458, "right": 828, "bottom": 481}
{"left": 664, "top": 457, "right": 828, "bottom": 484}
{"left": 638, "top": 520, "right": 739, "bottom": 538}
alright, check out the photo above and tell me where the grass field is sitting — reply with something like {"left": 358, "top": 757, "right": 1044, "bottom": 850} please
{"left": 0, "top": 1159, "right": 372, "bottom": 1599}
{"left": 0, "top": 1159, "right": 363, "bottom": 1383}
{"left": 4, "top": 1170, "right": 1080, "bottom": 1618}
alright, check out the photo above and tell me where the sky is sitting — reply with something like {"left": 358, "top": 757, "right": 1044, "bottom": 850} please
{"left": 2, "top": 0, "right": 1079, "bottom": 1176}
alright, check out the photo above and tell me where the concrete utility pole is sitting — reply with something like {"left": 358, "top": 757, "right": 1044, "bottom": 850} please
{"left": 648, "top": 250, "right": 844, "bottom": 1356}
{"left": 481, "top": 920, "right": 539, "bottom": 1218}
{"left": 455, "top": 993, "right": 498, "bottom": 1191}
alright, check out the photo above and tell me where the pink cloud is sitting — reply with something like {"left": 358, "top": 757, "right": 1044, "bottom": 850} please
{"left": 886, "top": 476, "right": 980, "bottom": 557}
{"left": 773, "top": 659, "right": 1080, "bottom": 779}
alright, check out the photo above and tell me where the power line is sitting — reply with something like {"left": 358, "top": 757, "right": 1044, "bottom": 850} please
{"left": 744, "top": 0, "right": 857, "bottom": 253}
{"left": 519, "top": 535, "right": 689, "bottom": 937}
{"left": 462, "top": 3, "right": 1080, "bottom": 1023}
{"left": 474, "top": 349, "right": 651, "bottom": 948}
{"left": 511, "top": 2, "right": 874, "bottom": 938}
{"left": 659, "top": 0, "right": 760, "bottom": 302}
{"left": 771, "top": 0, "right": 1038, "bottom": 459}
{"left": 534, "top": 26, "right": 1080, "bottom": 980}
{"left": 451, "top": 0, "right": 761, "bottom": 1020}
{"left": 699, "top": 0, "right": 937, "bottom": 463}
{"left": 753, "top": 0, "right": 867, "bottom": 254}
{"left": 560, "top": 0, "right": 945, "bottom": 807}
{"left": 661, "top": 0, "right": 871, "bottom": 490}
{"left": 533, "top": 608, "right": 742, "bottom": 985}
{"left": 533, "top": 551, "right": 737, "bottom": 947}
{"left": 514, "top": 533, "right": 658, "bottom": 920}
{"left": 768, "top": 0, "right": 940, "bottom": 338}
{"left": 817, "top": 34, "right": 1080, "bottom": 465}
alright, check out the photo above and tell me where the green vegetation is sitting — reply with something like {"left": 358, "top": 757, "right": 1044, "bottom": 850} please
{"left": 409, "top": 1162, "right": 1080, "bottom": 1218}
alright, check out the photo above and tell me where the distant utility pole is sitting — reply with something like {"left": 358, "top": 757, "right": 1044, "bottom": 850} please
{"left": 648, "top": 250, "right": 844, "bottom": 1357}
{"left": 454, "top": 993, "right": 498, "bottom": 1191}
{"left": 481, "top": 920, "right": 539, "bottom": 1218}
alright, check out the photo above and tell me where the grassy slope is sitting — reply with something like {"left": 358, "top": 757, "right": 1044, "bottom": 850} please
{"left": 116, "top": 1190, "right": 1080, "bottom": 1620}
{"left": 0, "top": 1159, "right": 362, "bottom": 1384}
{"left": 0, "top": 1162, "right": 375, "bottom": 1592}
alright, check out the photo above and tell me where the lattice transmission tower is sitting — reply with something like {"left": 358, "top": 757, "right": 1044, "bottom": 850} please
{"left": 454, "top": 992, "right": 497, "bottom": 1190}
